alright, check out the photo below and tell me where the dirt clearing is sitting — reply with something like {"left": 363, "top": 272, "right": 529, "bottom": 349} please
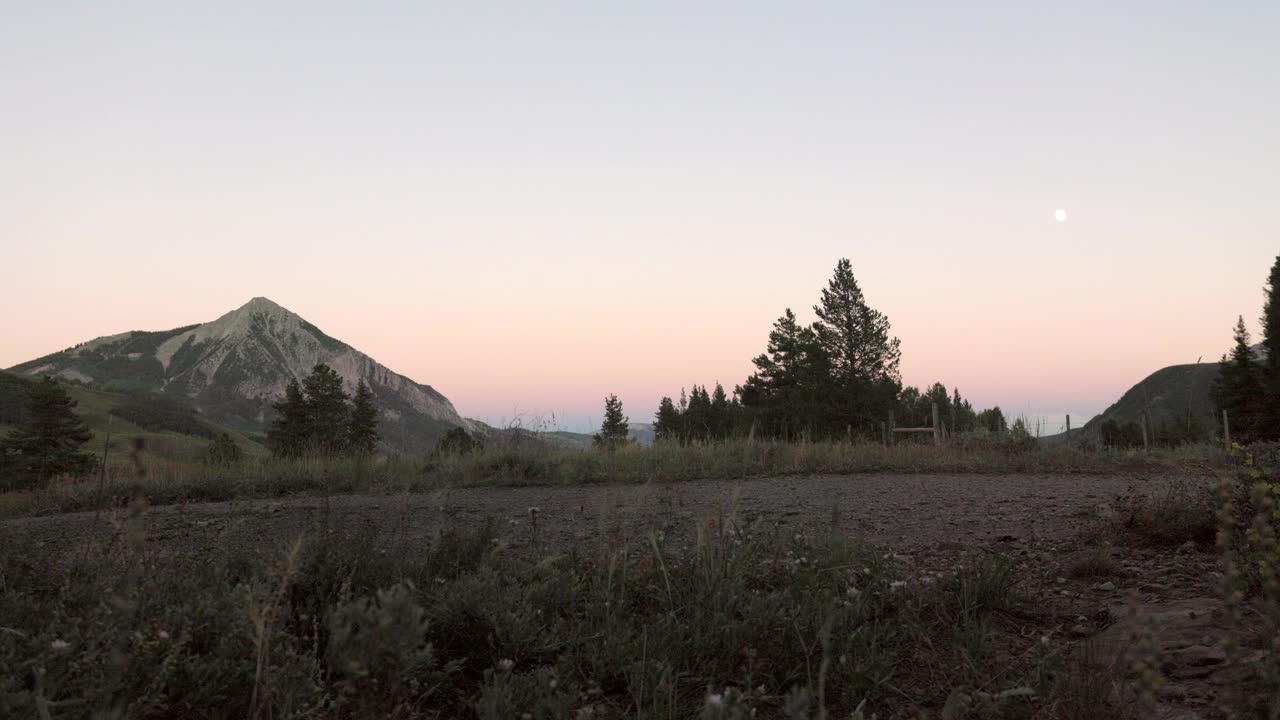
{"left": 1, "top": 472, "right": 1179, "bottom": 558}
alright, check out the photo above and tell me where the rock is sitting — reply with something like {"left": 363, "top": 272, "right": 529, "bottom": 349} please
{"left": 1092, "top": 581, "right": 1117, "bottom": 591}
{"left": 1176, "top": 540, "right": 1197, "bottom": 554}
{"left": 1171, "top": 644, "right": 1226, "bottom": 667}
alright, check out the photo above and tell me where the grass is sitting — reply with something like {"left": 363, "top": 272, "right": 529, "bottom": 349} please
{"left": 0, "top": 507, "right": 1131, "bottom": 718}
{"left": 0, "top": 438, "right": 1231, "bottom": 518}
{"left": 1065, "top": 548, "right": 1121, "bottom": 580}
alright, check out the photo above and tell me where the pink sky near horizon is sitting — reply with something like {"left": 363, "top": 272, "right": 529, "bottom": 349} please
{"left": 2, "top": 3, "right": 1277, "bottom": 432}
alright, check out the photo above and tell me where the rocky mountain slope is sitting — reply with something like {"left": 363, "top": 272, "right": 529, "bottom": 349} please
{"left": 9, "top": 298, "right": 466, "bottom": 452}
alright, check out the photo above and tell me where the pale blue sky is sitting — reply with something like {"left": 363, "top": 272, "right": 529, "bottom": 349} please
{"left": 2, "top": 2, "right": 1277, "bottom": 430}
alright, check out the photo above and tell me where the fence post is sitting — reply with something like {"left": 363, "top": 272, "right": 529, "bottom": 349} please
{"left": 880, "top": 421, "right": 887, "bottom": 447}
{"left": 1222, "top": 409, "right": 1230, "bottom": 449}
{"left": 932, "top": 403, "right": 941, "bottom": 446}
{"left": 1065, "top": 414, "right": 1071, "bottom": 434}
{"left": 1140, "top": 414, "right": 1149, "bottom": 451}
{"left": 888, "top": 410, "right": 895, "bottom": 447}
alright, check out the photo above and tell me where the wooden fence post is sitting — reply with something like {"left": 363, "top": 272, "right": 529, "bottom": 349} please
{"left": 1222, "top": 409, "right": 1230, "bottom": 449}
{"left": 888, "top": 410, "right": 895, "bottom": 446}
{"left": 931, "top": 403, "right": 941, "bottom": 446}
{"left": 880, "top": 421, "right": 887, "bottom": 447}
{"left": 1065, "top": 414, "right": 1071, "bottom": 434}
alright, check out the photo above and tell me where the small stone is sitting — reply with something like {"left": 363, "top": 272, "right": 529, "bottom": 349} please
{"left": 1176, "top": 540, "right": 1197, "bottom": 554}
{"left": 1092, "top": 581, "right": 1116, "bottom": 592}
{"left": 1056, "top": 577, "right": 1067, "bottom": 585}
{"left": 1070, "top": 624, "right": 1090, "bottom": 637}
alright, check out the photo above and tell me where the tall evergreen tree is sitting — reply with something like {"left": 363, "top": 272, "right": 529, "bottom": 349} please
{"left": 0, "top": 377, "right": 94, "bottom": 487}
{"left": 740, "top": 308, "right": 830, "bottom": 438}
{"left": 812, "top": 258, "right": 902, "bottom": 431}
{"left": 345, "top": 381, "right": 378, "bottom": 453}
{"left": 653, "top": 396, "right": 680, "bottom": 442}
{"left": 684, "top": 385, "right": 712, "bottom": 441}
{"left": 1214, "top": 316, "right": 1264, "bottom": 442}
{"left": 593, "top": 394, "right": 629, "bottom": 449}
{"left": 347, "top": 380, "right": 380, "bottom": 456}
{"left": 1261, "top": 254, "right": 1280, "bottom": 437}
{"left": 708, "top": 383, "right": 730, "bottom": 438}
{"left": 302, "top": 364, "right": 350, "bottom": 454}
{"left": 267, "top": 379, "right": 309, "bottom": 457}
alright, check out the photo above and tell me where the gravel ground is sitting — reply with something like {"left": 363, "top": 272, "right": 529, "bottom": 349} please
{"left": 0, "top": 472, "right": 1180, "bottom": 558}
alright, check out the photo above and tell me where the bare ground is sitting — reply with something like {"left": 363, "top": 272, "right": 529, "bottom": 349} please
{"left": 1, "top": 472, "right": 1164, "bottom": 559}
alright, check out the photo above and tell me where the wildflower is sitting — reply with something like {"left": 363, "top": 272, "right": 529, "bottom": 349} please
{"left": 158, "top": 630, "right": 170, "bottom": 640}
{"left": 706, "top": 693, "right": 724, "bottom": 707}
{"left": 50, "top": 639, "right": 69, "bottom": 651}
{"left": 497, "top": 659, "right": 514, "bottom": 672}
{"left": 889, "top": 580, "right": 907, "bottom": 591}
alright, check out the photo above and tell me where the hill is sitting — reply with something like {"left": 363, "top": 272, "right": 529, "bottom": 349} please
{"left": 1080, "top": 344, "right": 1266, "bottom": 441}
{"left": 9, "top": 298, "right": 468, "bottom": 452}
{"left": 0, "top": 370, "right": 265, "bottom": 469}
{"left": 1080, "top": 363, "right": 1220, "bottom": 439}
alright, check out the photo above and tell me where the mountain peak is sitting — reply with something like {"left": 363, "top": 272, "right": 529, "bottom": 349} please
{"left": 234, "top": 296, "right": 294, "bottom": 317}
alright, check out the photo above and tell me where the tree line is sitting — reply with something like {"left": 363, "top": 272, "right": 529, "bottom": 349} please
{"left": 1214, "top": 254, "right": 1280, "bottom": 443}
{"left": 648, "top": 259, "right": 1007, "bottom": 443}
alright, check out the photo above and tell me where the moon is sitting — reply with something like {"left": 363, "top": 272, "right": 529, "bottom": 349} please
{"left": 1054, "top": 208, "right": 1068, "bottom": 223}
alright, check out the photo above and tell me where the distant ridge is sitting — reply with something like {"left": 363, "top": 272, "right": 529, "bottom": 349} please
{"left": 9, "top": 298, "right": 468, "bottom": 452}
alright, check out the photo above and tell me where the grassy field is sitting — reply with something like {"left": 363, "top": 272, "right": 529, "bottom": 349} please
{"left": 3, "top": 452, "right": 1278, "bottom": 718}
{"left": 2, "top": 433, "right": 1277, "bottom": 717}
{"left": 0, "top": 437, "right": 1232, "bottom": 517}
{"left": 0, "top": 505, "right": 1116, "bottom": 719}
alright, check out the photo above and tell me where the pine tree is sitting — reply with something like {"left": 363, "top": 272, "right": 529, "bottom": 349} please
{"left": 740, "top": 309, "right": 829, "bottom": 438}
{"left": 434, "top": 426, "right": 480, "bottom": 456}
{"left": 1261, "top": 255, "right": 1280, "bottom": 438}
{"left": 1214, "top": 315, "right": 1264, "bottom": 442}
{"left": 347, "top": 380, "right": 380, "bottom": 456}
{"left": 593, "top": 394, "right": 629, "bottom": 449}
{"left": 0, "top": 377, "right": 94, "bottom": 487}
{"left": 302, "top": 364, "right": 350, "bottom": 454}
{"left": 812, "top": 258, "right": 902, "bottom": 431}
{"left": 708, "top": 383, "right": 730, "bottom": 439}
{"left": 206, "top": 433, "right": 242, "bottom": 466}
{"left": 684, "top": 386, "right": 712, "bottom": 441}
{"left": 653, "top": 396, "right": 680, "bottom": 442}
{"left": 267, "top": 379, "right": 309, "bottom": 458}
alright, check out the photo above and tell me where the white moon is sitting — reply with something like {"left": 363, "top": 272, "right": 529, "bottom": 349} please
{"left": 1054, "top": 208, "right": 1068, "bottom": 223}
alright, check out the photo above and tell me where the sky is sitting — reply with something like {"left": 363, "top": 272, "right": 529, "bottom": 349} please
{"left": 1, "top": 2, "right": 1277, "bottom": 433}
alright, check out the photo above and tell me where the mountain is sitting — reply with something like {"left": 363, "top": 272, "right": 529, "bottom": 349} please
{"left": 9, "top": 298, "right": 467, "bottom": 452}
{"left": 1079, "top": 345, "right": 1266, "bottom": 439}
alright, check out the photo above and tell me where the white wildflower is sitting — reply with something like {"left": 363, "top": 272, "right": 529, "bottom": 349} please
{"left": 497, "top": 659, "right": 514, "bottom": 672}
{"left": 50, "top": 639, "right": 69, "bottom": 651}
